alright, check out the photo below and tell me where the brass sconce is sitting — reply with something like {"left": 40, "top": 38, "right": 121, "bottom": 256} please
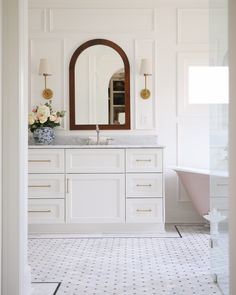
{"left": 39, "top": 58, "right": 53, "bottom": 100}
{"left": 140, "top": 58, "right": 152, "bottom": 99}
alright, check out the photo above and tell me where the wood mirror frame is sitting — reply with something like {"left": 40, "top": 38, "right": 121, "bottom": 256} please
{"left": 69, "top": 39, "right": 131, "bottom": 130}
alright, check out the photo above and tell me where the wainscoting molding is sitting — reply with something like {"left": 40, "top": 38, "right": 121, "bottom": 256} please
{"left": 134, "top": 39, "right": 157, "bottom": 130}
{"left": 49, "top": 8, "right": 155, "bottom": 33}
{"left": 30, "top": 38, "right": 66, "bottom": 129}
{"left": 29, "top": 8, "right": 46, "bottom": 32}
{"left": 177, "top": 8, "right": 209, "bottom": 44}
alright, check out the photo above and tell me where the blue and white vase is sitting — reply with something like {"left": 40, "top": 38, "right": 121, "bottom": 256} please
{"left": 33, "top": 127, "right": 55, "bottom": 145}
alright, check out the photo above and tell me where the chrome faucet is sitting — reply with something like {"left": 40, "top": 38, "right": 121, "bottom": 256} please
{"left": 96, "top": 124, "right": 100, "bottom": 144}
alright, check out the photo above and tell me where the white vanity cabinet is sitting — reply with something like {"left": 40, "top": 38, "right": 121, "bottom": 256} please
{"left": 28, "top": 149, "right": 64, "bottom": 173}
{"left": 28, "top": 174, "right": 65, "bottom": 199}
{"left": 125, "top": 149, "right": 164, "bottom": 223}
{"left": 28, "top": 149, "right": 65, "bottom": 224}
{"left": 126, "top": 148, "right": 163, "bottom": 173}
{"left": 65, "top": 149, "right": 125, "bottom": 223}
{"left": 66, "top": 174, "right": 125, "bottom": 223}
{"left": 28, "top": 199, "right": 65, "bottom": 224}
{"left": 66, "top": 149, "right": 124, "bottom": 173}
{"left": 28, "top": 146, "right": 164, "bottom": 231}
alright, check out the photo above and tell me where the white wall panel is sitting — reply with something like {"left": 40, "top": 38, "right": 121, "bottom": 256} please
{"left": 134, "top": 39, "right": 156, "bottom": 130}
{"left": 29, "top": 8, "right": 46, "bottom": 32}
{"left": 176, "top": 51, "right": 210, "bottom": 206}
{"left": 177, "top": 8, "right": 209, "bottom": 44}
{"left": 177, "top": 117, "right": 209, "bottom": 169}
{"left": 30, "top": 38, "right": 65, "bottom": 128}
{"left": 50, "top": 9, "right": 155, "bottom": 33}
{"left": 177, "top": 51, "right": 209, "bottom": 116}
{"left": 28, "top": 0, "right": 209, "bottom": 224}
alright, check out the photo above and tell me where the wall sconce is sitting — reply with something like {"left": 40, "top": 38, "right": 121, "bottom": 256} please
{"left": 39, "top": 58, "right": 53, "bottom": 100}
{"left": 140, "top": 58, "right": 152, "bottom": 99}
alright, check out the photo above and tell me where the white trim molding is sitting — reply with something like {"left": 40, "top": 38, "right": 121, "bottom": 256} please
{"left": 229, "top": 0, "right": 236, "bottom": 293}
{"left": 2, "top": 0, "right": 29, "bottom": 294}
{"left": 0, "top": 0, "right": 2, "bottom": 291}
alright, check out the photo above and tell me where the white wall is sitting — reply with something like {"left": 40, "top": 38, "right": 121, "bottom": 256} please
{"left": 29, "top": 0, "right": 210, "bottom": 223}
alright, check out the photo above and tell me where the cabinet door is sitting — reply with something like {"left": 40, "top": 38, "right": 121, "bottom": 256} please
{"left": 66, "top": 174, "right": 125, "bottom": 223}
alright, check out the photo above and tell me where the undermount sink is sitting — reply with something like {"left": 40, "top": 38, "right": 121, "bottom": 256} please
{"left": 86, "top": 136, "right": 113, "bottom": 145}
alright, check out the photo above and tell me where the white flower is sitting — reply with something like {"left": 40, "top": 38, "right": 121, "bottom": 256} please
{"left": 28, "top": 102, "right": 65, "bottom": 132}
{"left": 55, "top": 117, "right": 61, "bottom": 124}
{"left": 37, "top": 105, "right": 50, "bottom": 118}
{"left": 39, "top": 115, "right": 48, "bottom": 124}
{"left": 37, "top": 105, "right": 50, "bottom": 124}
{"left": 49, "top": 115, "right": 57, "bottom": 122}
{"left": 28, "top": 112, "right": 36, "bottom": 125}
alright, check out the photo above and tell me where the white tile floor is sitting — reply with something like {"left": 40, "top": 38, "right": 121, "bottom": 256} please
{"left": 31, "top": 282, "right": 60, "bottom": 295}
{"left": 28, "top": 225, "right": 222, "bottom": 295}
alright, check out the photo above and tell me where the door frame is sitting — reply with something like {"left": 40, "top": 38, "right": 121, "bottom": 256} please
{"left": 229, "top": 0, "right": 236, "bottom": 293}
{"left": 1, "top": 0, "right": 29, "bottom": 293}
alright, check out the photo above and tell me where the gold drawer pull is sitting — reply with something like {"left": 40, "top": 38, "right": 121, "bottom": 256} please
{"left": 136, "top": 159, "right": 151, "bottom": 162}
{"left": 28, "top": 185, "right": 51, "bottom": 188}
{"left": 28, "top": 160, "right": 51, "bottom": 163}
{"left": 136, "top": 184, "right": 152, "bottom": 187}
{"left": 28, "top": 210, "right": 51, "bottom": 213}
{"left": 136, "top": 209, "right": 152, "bottom": 213}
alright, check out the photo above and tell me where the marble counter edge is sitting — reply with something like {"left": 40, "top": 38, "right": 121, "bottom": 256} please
{"left": 28, "top": 144, "right": 165, "bottom": 149}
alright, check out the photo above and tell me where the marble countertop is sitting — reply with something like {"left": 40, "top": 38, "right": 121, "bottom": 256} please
{"left": 28, "top": 135, "right": 165, "bottom": 149}
{"left": 28, "top": 144, "right": 164, "bottom": 149}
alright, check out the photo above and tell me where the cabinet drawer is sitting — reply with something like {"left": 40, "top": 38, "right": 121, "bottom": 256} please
{"left": 28, "top": 199, "right": 64, "bottom": 224}
{"left": 28, "top": 149, "right": 64, "bottom": 173}
{"left": 126, "top": 173, "right": 163, "bottom": 198}
{"left": 126, "top": 149, "right": 163, "bottom": 172}
{"left": 126, "top": 199, "right": 163, "bottom": 223}
{"left": 28, "top": 174, "right": 65, "bottom": 199}
{"left": 66, "top": 149, "right": 125, "bottom": 173}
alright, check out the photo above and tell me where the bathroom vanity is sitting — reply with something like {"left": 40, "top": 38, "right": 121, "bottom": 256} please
{"left": 28, "top": 39, "right": 165, "bottom": 233}
{"left": 28, "top": 142, "right": 165, "bottom": 233}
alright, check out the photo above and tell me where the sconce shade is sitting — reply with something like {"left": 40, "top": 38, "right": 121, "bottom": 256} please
{"left": 140, "top": 58, "right": 152, "bottom": 75}
{"left": 39, "top": 58, "right": 50, "bottom": 75}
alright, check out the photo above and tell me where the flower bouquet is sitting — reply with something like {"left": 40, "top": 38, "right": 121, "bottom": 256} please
{"left": 28, "top": 101, "right": 65, "bottom": 144}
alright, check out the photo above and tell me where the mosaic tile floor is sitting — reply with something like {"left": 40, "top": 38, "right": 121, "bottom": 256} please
{"left": 31, "top": 282, "right": 60, "bottom": 295}
{"left": 29, "top": 225, "right": 222, "bottom": 295}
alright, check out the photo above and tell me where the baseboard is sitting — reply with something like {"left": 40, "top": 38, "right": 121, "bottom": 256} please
{"left": 28, "top": 222, "right": 165, "bottom": 234}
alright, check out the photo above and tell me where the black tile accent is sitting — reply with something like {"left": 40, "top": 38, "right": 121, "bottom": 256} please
{"left": 175, "top": 225, "right": 182, "bottom": 238}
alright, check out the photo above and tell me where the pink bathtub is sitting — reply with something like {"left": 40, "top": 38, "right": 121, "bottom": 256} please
{"left": 173, "top": 167, "right": 210, "bottom": 216}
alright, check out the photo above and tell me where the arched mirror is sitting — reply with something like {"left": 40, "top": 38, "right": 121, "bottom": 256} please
{"left": 69, "top": 39, "right": 130, "bottom": 130}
